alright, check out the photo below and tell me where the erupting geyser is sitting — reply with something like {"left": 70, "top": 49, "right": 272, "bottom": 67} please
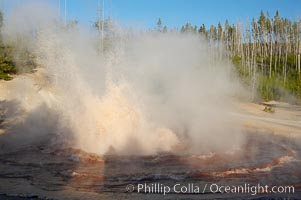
{"left": 2, "top": 3, "right": 244, "bottom": 155}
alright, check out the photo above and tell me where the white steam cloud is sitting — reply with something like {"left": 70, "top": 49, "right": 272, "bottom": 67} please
{"left": 1, "top": 3, "right": 244, "bottom": 155}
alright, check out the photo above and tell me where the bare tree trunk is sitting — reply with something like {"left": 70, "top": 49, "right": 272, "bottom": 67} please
{"left": 251, "top": 30, "right": 257, "bottom": 101}
{"left": 297, "top": 54, "right": 300, "bottom": 74}
{"left": 269, "top": 32, "right": 273, "bottom": 78}
{"left": 274, "top": 39, "right": 278, "bottom": 73}
{"left": 278, "top": 46, "right": 282, "bottom": 71}
{"left": 284, "top": 48, "right": 288, "bottom": 84}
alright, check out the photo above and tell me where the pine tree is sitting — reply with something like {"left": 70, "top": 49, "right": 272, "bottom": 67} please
{"left": 157, "top": 18, "right": 162, "bottom": 31}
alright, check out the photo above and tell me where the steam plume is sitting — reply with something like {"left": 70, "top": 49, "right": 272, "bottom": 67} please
{"left": 1, "top": 3, "right": 244, "bottom": 155}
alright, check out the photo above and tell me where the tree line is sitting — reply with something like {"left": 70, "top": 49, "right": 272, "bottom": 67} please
{"left": 157, "top": 11, "right": 301, "bottom": 102}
